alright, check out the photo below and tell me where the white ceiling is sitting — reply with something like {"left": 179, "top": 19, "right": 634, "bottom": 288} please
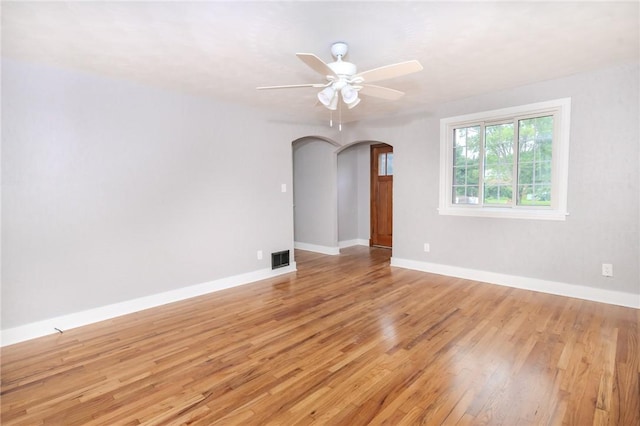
{"left": 2, "top": 1, "right": 639, "bottom": 125}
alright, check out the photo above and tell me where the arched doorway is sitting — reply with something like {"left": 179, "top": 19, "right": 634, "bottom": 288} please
{"left": 292, "top": 137, "right": 393, "bottom": 254}
{"left": 292, "top": 136, "right": 340, "bottom": 255}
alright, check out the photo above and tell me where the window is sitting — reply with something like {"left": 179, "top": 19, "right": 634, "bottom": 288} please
{"left": 378, "top": 152, "right": 393, "bottom": 176}
{"left": 439, "top": 98, "right": 571, "bottom": 220}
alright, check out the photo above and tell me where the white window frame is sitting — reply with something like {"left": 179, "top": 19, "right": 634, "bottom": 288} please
{"left": 439, "top": 98, "right": 571, "bottom": 220}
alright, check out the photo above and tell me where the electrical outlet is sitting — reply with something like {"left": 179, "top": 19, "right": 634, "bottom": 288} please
{"left": 257, "top": 250, "right": 263, "bottom": 260}
{"left": 602, "top": 263, "right": 613, "bottom": 277}
{"left": 424, "top": 243, "right": 430, "bottom": 253}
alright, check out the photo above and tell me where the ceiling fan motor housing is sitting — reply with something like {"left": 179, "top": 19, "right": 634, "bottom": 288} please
{"left": 328, "top": 42, "right": 356, "bottom": 77}
{"left": 328, "top": 60, "right": 357, "bottom": 77}
{"left": 330, "top": 42, "right": 349, "bottom": 58}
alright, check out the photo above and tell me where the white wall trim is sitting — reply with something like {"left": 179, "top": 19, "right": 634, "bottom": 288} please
{"left": 1, "top": 263, "right": 297, "bottom": 347}
{"left": 338, "top": 239, "right": 369, "bottom": 248}
{"left": 294, "top": 241, "right": 340, "bottom": 255}
{"left": 390, "top": 257, "right": 640, "bottom": 309}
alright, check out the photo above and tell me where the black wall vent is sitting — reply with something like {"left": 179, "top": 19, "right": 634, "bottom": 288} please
{"left": 271, "top": 250, "right": 290, "bottom": 270}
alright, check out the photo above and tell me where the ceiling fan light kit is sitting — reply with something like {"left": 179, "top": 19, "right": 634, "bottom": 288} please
{"left": 257, "top": 41, "right": 423, "bottom": 125}
{"left": 318, "top": 86, "right": 336, "bottom": 108}
{"left": 340, "top": 84, "right": 359, "bottom": 106}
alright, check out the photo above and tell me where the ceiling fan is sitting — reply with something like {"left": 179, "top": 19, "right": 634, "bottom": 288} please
{"left": 257, "top": 42, "right": 423, "bottom": 111}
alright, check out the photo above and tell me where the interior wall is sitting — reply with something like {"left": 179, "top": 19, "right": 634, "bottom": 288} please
{"left": 301, "top": 140, "right": 375, "bottom": 250}
{"left": 292, "top": 138, "right": 338, "bottom": 250}
{"left": 356, "top": 144, "right": 372, "bottom": 241}
{"left": 3, "top": 58, "right": 637, "bottom": 334}
{"left": 337, "top": 145, "right": 359, "bottom": 244}
{"left": 1, "top": 58, "right": 319, "bottom": 329}
{"left": 337, "top": 142, "right": 375, "bottom": 245}
{"left": 345, "top": 62, "right": 640, "bottom": 300}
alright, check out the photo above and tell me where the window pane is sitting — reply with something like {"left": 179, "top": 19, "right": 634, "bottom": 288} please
{"left": 453, "top": 186, "right": 466, "bottom": 198}
{"left": 517, "top": 116, "right": 553, "bottom": 206}
{"left": 453, "top": 185, "right": 479, "bottom": 204}
{"left": 467, "top": 166, "right": 479, "bottom": 185}
{"left": 537, "top": 184, "right": 551, "bottom": 203}
{"left": 453, "top": 166, "right": 466, "bottom": 185}
{"left": 518, "top": 162, "right": 533, "bottom": 183}
{"left": 466, "top": 137, "right": 479, "bottom": 160}
{"left": 386, "top": 153, "right": 393, "bottom": 175}
{"left": 453, "top": 126, "right": 480, "bottom": 204}
{"left": 484, "top": 185, "right": 513, "bottom": 204}
{"left": 378, "top": 153, "right": 386, "bottom": 176}
{"left": 484, "top": 123, "right": 514, "bottom": 205}
{"left": 517, "top": 184, "right": 535, "bottom": 205}
{"left": 453, "top": 147, "right": 465, "bottom": 168}
{"left": 536, "top": 161, "right": 551, "bottom": 183}
{"left": 518, "top": 184, "right": 551, "bottom": 206}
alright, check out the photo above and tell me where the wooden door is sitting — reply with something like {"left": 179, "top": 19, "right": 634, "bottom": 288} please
{"left": 370, "top": 144, "right": 393, "bottom": 248}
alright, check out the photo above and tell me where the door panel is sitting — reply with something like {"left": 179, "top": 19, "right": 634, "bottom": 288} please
{"left": 371, "top": 144, "right": 393, "bottom": 248}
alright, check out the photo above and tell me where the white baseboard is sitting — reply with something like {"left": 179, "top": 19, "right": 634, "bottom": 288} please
{"left": 294, "top": 241, "right": 340, "bottom": 255}
{"left": 338, "top": 239, "right": 369, "bottom": 248}
{"left": 1, "top": 263, "right": 297, "bottom": 347}
{"left": 390, "top": 257, "right": 640, "bottom": 309}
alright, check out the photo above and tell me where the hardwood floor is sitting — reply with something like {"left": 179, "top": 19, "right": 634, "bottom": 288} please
{"left": 2, "top": 246, "right": 638, "bottom": 425}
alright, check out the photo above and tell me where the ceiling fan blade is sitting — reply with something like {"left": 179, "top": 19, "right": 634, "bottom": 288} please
{"left": 257, "top": 83, "right": 326, "bottom": 90}
{"left": 354, "top": 60, "right": 423, "bottom": 83}
{"left": 296, "top": 53, "right": 338, "bottom": 78}
{"left": 358, "top": 84, "right": 405, "bottom": 100}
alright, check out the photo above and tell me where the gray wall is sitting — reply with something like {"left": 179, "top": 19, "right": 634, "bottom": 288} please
{"left": 337, "top": 145, "right": 359, "bottom": 243}
{"left": 2, "top": 59, "right": 638, "bottom": 332}
{"left": 1, "top": 59, "right": 319, "bottom": 328}
{"left": 338, "top": 143, "right": 375, "bottom": 245}
{"left": 356, "top": 144, "right": 372, "bottom": 241}
{"left": 346, "top": 62, "right": 639, "bottom": 297}
{"left": 292, "top": 138, "right": 337, "bottom": 249}
{"left": 338, "top": 141, "right": 377, "bottom": 245}
{"left": 299, "top": 140, "right": 373, "bottom": 249}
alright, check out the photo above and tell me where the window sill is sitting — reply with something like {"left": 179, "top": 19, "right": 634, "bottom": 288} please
{"left": 438, "top": 206, "right": 568, "bottom": 221}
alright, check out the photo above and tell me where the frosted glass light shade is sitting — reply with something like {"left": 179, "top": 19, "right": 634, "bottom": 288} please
{"left": 340, "top": 84, "right": 358, "bottom": 105}
{"left": 318, "top": 86, "right": 336, "bottom": 106}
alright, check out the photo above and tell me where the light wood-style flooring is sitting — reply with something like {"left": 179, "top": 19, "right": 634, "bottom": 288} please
{"left": 2, "top": 247, "right": 639, "bottom": 425}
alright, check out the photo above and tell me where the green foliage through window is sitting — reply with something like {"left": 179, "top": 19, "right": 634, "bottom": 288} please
{"left": 484, "top": 123, "right": 514, "bottom": 205}
{"left": 452, "top": 126, "right": 480, "bottom": 204}
{"left": 452, "top": 115, "right": 554, "bottom": 208}
{"left": 517, "top": 116, "right": 553, "bottom": 206}
{"left": 440, "top": 98, "right": 570, "bottom": 220}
